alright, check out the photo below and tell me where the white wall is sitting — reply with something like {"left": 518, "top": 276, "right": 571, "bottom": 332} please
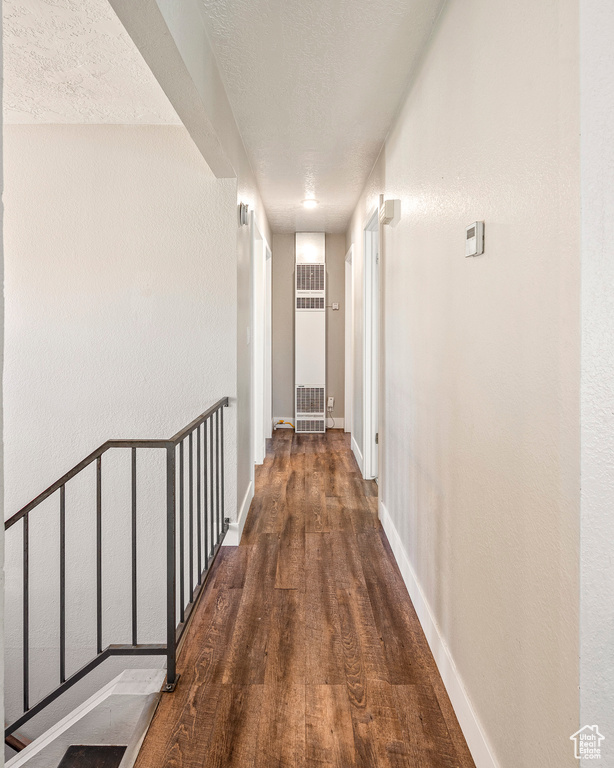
{"left": 347, "top": 1, "right": 580, "bottom": 766}
{"left": 3, "top": 124, "right": 238, "bottom": 734}
{"left": 272, "top": 233, "right": 345, "bottom": 423}
{"left": 108, "top": 0, "right": 272, "bottom": 526}
{"left": 580, "top": 1, "right": 614, "bottom": 763}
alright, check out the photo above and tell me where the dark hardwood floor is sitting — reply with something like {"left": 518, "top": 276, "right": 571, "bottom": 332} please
{"left": 135, "top": 429, "right": 475, "bottom": 768}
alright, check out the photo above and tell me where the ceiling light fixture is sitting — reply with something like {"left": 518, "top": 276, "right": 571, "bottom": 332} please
{"left": 302, "top": 199, "right": 318, "bottom": 209}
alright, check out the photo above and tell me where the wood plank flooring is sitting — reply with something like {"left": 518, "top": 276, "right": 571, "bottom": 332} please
{"left": 135, "top": 430, "right": 475, "bottom": 768}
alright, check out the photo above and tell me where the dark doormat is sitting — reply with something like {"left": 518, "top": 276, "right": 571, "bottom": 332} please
{"left": 58, "top": 745, "right": 127, "bottom": 768}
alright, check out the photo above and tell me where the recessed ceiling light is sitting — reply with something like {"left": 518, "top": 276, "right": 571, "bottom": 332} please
{"left": 302, "top": 199, "right": 318, "bottom": 209}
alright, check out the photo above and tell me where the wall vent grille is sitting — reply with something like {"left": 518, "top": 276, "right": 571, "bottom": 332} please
{"left": 296, "top": 297, "right": 324, "bottom": 310}
{"left": 296, "top": 264, "right": 325, "bottom": 292}
{"left": 296, "top": 387, "right": 324, "bottom": 414}
{"left": 296, "top": 419, "right": 325, "bottom": 433}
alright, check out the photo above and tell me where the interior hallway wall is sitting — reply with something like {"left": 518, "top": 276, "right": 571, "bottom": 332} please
{"left": 346, "top": 0, "right": 580, "bottom": 766}
{"left": 108, "top": 0, "right": 272, "bottom": 536}
{"left": 3, "top": 124, "right": 237, "bottom": 734}
{"left": 272, "top": 233, "right": 345, "bottom": 424}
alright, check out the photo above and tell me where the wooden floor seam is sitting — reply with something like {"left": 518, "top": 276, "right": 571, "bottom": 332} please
{"left": 135, "top": 429, "right": 476, "bottom": 768}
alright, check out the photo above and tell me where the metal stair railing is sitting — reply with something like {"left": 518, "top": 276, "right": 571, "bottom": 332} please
{"left": 4, "top": 397, "right": 230, "bottom": 745}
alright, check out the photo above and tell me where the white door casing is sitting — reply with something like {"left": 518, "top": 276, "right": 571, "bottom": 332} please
{"left": 363, "top": 209, "right": 379, "bottom": 481}
{"left": 344, "top": 246, "right": 354, "bottom": 435}
{"left": 251, "top": 214, "right": 272, "bottom": 466}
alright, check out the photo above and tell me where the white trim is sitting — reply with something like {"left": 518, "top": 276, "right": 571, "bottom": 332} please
{"left": 264, "top": 245, "right": 273, "bottom": 441}
{"left": 223, "top": 480, "right": 253, "bottom": 546}
{"left": 118, "top": 688, "right": 162, "bottom": 768}
{"left": 351, "top": 435, "right": 364, "bottom": 474}
{"left": 344, "top": 245, "right": 354, "bottom": 435}
{"left": 7, "top": 670, "right": 166, "bottom": 768}
{"left": 251, "top": 212, "right": 267, "bottom": 467}
{"left": 363, "top": 208, "right": 379, "bottom": 480}
{"left": 378, "top": 500, "right": 500, "bottom": 768}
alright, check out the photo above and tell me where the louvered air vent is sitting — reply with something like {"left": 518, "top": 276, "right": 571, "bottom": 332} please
{"left": 296, "top": 297, "right": 324, "bottom": 310}
{"left": 296, "top": 387, "right": 324, "bottom": 414}
{"left": 296, "top": 419, "right": 325, "bottom": 433}
{"left": 296, "top": 264, "right": 325, "bottom": 292}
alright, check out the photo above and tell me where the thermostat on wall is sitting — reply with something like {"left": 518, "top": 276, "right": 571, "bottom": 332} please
{"left": 465, "top": 221, "right": 484, "bottom": 257}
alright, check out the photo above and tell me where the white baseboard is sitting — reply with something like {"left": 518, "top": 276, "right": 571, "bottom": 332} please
{"left": 223, "top": 480, "right": 253, "bottom": 546}
{"left": 351, "top": 435, "right": 364, "bottom": 474}
{"left": 273, "top": 417, "right": 345, "bottom": 430}
{"left": 379, "top": 500, "right": 500, "bottom": 768}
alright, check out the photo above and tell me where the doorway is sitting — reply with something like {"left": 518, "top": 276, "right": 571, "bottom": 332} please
{"left": 363, "top": 209, "right": 379, "bottom": 480}
{"left": 252, "top": 216, "right": 272, "bottom": 466}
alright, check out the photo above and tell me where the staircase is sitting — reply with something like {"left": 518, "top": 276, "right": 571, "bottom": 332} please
{"left": 4, "top": 399, "right": 230, "bottom": 766}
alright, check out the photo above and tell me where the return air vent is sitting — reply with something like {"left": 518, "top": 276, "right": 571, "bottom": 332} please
{"left": 296, "top": 387, "right": 324, "bottom": 414}
{"left": 296, "top": 297, "right": 324, "bottom": 310}
{"left": 296, "top": 264, "right": 325, "bottom": 292}
{"left": 296, "top": 419, "right": 325, "bottom": 433}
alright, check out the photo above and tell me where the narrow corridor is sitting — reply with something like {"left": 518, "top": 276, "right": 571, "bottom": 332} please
{"left": 136, "top": 430, "right": 475, "bottom": 767}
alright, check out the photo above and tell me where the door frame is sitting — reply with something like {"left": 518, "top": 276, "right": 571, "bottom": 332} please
{"left": 264, "top": 243, "right": 273, "bottom": 442}
{"left": 363, "top": 208, "right": 379, "bottom": 480}
{"left": 344, "top": 246, "right": 354, "bottom": 435}
{"left": 251, "top": 214, "right": 272, "bottom": 466}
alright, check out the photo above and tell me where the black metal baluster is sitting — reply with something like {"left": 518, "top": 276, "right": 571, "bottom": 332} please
{"left": 197, "top": 425, "right": 202, "bottom": 583}
{"left": 23, "top": 513, "right": 29, "bottom": 712}
{"left": 179, "top": 440, "right": 185, "bottom": 623}
{"left": 96, "top": 456, "right": 102, "bottom": 655}
{"left": 209, "top": 416, "right": 215, "bottom": 550}
{"left": 216, "top": 409, "right": 221, "bottom": 542}
{"left": 60, "top": 485, "right": 66, "bottom": 683}
{"left": 221, "top": 406, "right": 226, "bottom": 530}
{"left": 204, "top": 418, "right": 209, "bottom": 569}
{"left": 131, "top": 448, "right": 137, "bottom": 647}
{"left": 188, "top": 432, "right": 194, "bottom": 601}
{"left": 165, "top": 445, "right": 177, "bottom": 690}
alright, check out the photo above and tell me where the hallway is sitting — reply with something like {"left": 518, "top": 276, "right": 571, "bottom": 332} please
{"left": 135, "top": 430, "right": 475, "bottom": 767}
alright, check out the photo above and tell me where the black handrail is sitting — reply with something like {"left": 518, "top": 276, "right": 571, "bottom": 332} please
{"left": 4, "top": 397, "right": 230, "bottom": 743}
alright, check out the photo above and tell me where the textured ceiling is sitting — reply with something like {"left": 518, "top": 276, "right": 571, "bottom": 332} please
{"left": 3, "top": 0, "right": 180, "bottom": 124}
{"left": 198, "top": 0, "right": 444, "bottom": 233}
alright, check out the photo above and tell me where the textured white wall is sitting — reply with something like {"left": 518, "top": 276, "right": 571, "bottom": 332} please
{"left": 3, "top": 0, "right": 181, "bottom": 125}
{"left": 347, "top": 1, "right": 580, "bottom": 766}
{"left": 108, "top": 0, "right": 271, "bottom": 524}
{"left": 580, "top": 1, "right": 614, "bottom": 763}
{"left": 3, "top": 124, "right": 238, "bottom": 734}
{"left": 153, "top": 0, "right": 272, "bottom": 520}
{"left": 272, "top": 233, "right": 345, "bottom": 422}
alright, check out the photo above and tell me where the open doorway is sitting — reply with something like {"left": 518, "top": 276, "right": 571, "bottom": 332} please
{"left": 252, "top": 215, "right": 272, "bottom": 466}
{"left": 363, "top": 210, "right": 379, "bottom": 481}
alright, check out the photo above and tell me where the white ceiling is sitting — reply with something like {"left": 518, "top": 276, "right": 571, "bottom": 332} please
{"left": 197, "top": 0, "right": 444, "bottom": 233}
{"left": 3, "top": 0, "right": 180, "bottom": 124}
{"left": 4, "top": 0, "right": 444, "bottom": 233}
